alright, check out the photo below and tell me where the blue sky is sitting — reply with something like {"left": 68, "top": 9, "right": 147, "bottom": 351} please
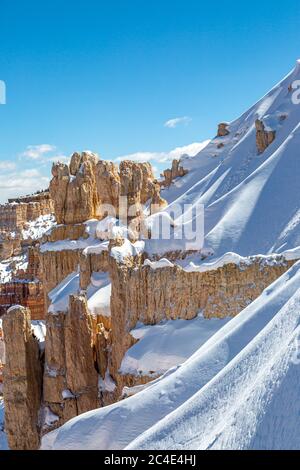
{"left": 1, "top": 0, "right": 300, "bottom": 201}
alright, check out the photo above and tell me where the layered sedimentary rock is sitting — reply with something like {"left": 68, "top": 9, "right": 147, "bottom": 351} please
{"left": 0, "top": 234, "right": 21, "bottom": 261}
{"left": 2, "top": 306, "right": 42, "bottom": 450}
{"left": 0, "top": 191, "right": 53, "bottom": 233}
{"left": 0, "top": 282, "right": 44, "bottom": 319}
{"left": 109, "top": 255, "right": 295, "bottom": 381}
{"left": 50, "top": 153, "right": 167, "bottom": 225}
{"left": 0, "top": 243, "right": 45, "bottom": 319}
{"left": 161, "top": 159, "right": 188, "bottom": 188}
{"left": 255, "top": 119, "right": 276, "bottom": 153}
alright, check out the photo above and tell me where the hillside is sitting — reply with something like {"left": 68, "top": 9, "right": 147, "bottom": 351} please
{"left": 41, "top": 61, "right": 300, "bottom": 450}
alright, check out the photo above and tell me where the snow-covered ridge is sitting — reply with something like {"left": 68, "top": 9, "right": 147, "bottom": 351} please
{"left": 143, "top": 246, "right": 300, "bottom": 273}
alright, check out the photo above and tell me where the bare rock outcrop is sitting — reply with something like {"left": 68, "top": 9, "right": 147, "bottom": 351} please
{"left": 43, "top": 295, "right": 99, "bottom": 429}
{"left": 217, "top": 122, "right": 230, "bottom": 137}
{"left": 108, "top": 254, "right": 295, "bottom": 383}
{"left": 64, "top": 295, "right": 99, "bottom": 414}
{"left": 255, "top": 119, "right": 276, "bottom": 153}
{"left": 162, "top": 159, "right": 188, "bottom": 188}
{"left": 2, "top": 306, "right": 42, "bottom": 450}
{"left": 95, "top": 160, "right": 120, "bottom": 217}
{"left": 0, "top": 191, "right": 54, "bottom": 234}
{"left": 0, "top": 234, "right": 21, "bottom": 261}
{"left": 119, "top": 161, "right": 155, "bottom": 208}
{"left": 50, "top": 152, "right": 99, "bottom": 225}
{"left": 150, "top": 183, "right": 168, "bottom": 214}
{"left": 50, "top": 153, "right": 166, "bottom": 225}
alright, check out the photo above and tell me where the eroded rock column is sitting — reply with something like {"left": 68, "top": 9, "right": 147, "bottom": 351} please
{"left": 2, "top": 306, "right": 42, "bottom": 450}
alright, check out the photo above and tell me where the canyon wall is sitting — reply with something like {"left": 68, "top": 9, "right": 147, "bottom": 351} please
{"left": 109, "top": 255, "right": 295, "bottom": 382}
{"left": 2, "top": 306, "right": 43, "bottom": 450}
{"left": 0, "top": 191, "right": 53, "bottom": 234}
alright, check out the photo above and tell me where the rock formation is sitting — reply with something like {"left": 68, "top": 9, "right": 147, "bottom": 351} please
{"left": 255, "top": 119, "right": 276, "bottom": 153}
{"left": 50, "top": 153, "right": 167, "bottom": 224}
{"left": 161, "top": 159, "right": 188, "bottom": 188}
{"left": 50, "top": 153, "right": 99, "bottom": 225}
{"left": 0, "top": 191, "right": 53, "bottom": 234}
{"left": 95, "top": 160, "right": 120, "bottom": 217}
{"left": 43, "top": 295, "right": 99, "bottom": 429}
{"left": 217, "top": 122, "right": 230, "bottom": 137}
{"left": 2, "top": 306, "right": 42, "bottom": 450}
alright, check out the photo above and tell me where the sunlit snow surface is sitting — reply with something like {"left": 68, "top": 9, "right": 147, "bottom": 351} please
{"left": 120, "top": 315, "right": 231, "bottom": 376}
{"left": 42, "top": 61, "right": 300, "bottom": 449}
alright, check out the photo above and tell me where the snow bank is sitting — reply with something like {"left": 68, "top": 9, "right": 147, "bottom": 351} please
{"left": 120, "top": 315, "right": 231, "bottom": 376}
{"left": 48, "top": 271, "right": 80, "bottom": 314}
{"left": 87, "top": 272, "right": 111, "bottom": 317}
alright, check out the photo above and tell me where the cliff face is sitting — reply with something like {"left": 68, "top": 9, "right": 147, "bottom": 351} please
{"left": 50, "top": 152, "right": 167, "bottom": 225}
{"left": 161, "top": 159, "right": 188, "bottom": 188}
{"left": 0, "top": 191, "right": 55, "bottom": 320}
{"left": 0, "top": 281, "right": 44, "bottom": 319}
{"left": 2, "top": 306, "right": 42, "bottom": 450}
{"left": 108, "top": 255, "right": 295, "bottom": 383}
{"left": 0, "top": 191, "right": 53, "bottom": 234}
{"left": 255, "top": 119, "right": 276, "bottom": 153}
{"left": 43, "top": 296, "right": 99, "bottom": 430}
{"left": 50, "top": 153, "right": 99, "bottom": 225}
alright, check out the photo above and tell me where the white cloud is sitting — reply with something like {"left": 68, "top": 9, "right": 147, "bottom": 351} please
{"left": 21, "top": 144, "right": 57, "bottom": 160}
{"left": 0, "top": 167, "right": 50, "bottom": 203}
{"left": 46, "top": 154, "right": 70, "bottom": 164}
{"left": 116, "top": 140, "right": 210, "bottom": 164}
{"left": 164, "top": 116, "right": 192, "bottom": 128}
{"left": 0, "top": 161, "right": 16, "bottom": 171}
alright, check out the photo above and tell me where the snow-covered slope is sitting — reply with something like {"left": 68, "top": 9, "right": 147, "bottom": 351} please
{"left": 161, "top": 60, "right": 300, "bottom": 260}
{"left": 43, "top": 260, "right": 300, "bottom": 450}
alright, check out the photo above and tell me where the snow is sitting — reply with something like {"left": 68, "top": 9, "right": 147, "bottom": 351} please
{"left": 31, "top": 320, "right": 46, "bottom": 351}
{"left": 151, "top": 61, "right": 300, "bottom": 261}
{"left": 40, "top": 219, "right": 102, "bottom": 253}
{"left": 87, "top": 272, "right": 111, "bottom": 317}
{"left": 40, "top": 238, "right": 101, "bottom": 253}
{"left": 37, "top": 61, "right": 300, "bottom": 450}
{"left": 98, "top": 370, "right": 116, "bottom": 393}
{"left": 62, "top": 389, "right": 75, "bottom": 399}
{"left": 143, "top": 258, "right": 174, "bottom": 270}
{"left": 0, "top": 254, "right": 28, "bottom": 283}
{"left": 48, "top": 271, "right": 80, "bottom": 314}
{"left": 42, "top": 407, "right": 60, "bottom": 427}
{"left": 120, "top": 314, "right": 231, "bottom": 376}
{"left": 22, "top": 214, "right": 56, "bottom": 241}
{"left": 110, "top": 239, "right": 145, "bottom": 263}
{"left": 42, "top": 260, "right": 300, "bottom": 450}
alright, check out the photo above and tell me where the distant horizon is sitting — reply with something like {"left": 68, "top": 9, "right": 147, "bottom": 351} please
{"left": 1, "top": 0, "right": 300, "bottom": 202}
